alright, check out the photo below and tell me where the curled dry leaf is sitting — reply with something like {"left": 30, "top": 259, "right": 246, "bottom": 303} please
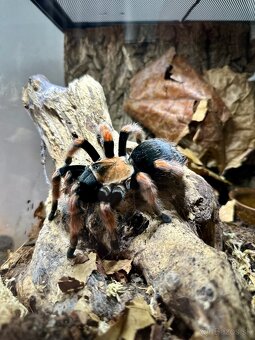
{"left": 205, "top": 66, "right": 255, "bottom": 171}
{"left": 58, "top": 251, "right": 97, "bottom": 294}
{"left": 97, "top": 297, "right": 155, "bottom": 340}
{"left": 178, "top": 146, "right": 231, "bottom": 185}
{"left": 102, "top": 259, "right": 132, "bottom": 275}
{"left": 58, "top": 276, "right": 85, "bottom": 293}
{"left": 69, "top": 252, "right": 97, "bottom": 281}
{"left": 124, "top": 47, "right": 231, "bottom": 173}
{"left": 73, "top": 298, "right": 100, "bottom": 325}
{"left": 70, "top": 252, "right": 89, "bottom": 265}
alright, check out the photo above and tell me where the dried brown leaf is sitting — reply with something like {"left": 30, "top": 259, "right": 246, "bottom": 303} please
{"left": 68, "top": 252, "right": 97, "bottom": 285}
{"left": 192, "top": 99, "right": 208, "bottom": 122}
{"left": 124, "top": 48, "right": 231, "bottom": 172}
{"left": 205, "top": 66, "right": 255, "bottom": 171}
{"left": 71, "top": 252, "right": 89, "bottom": 265}
{"left": 97, "top": 297, "right": 155, "bottom": 340}
{"left": 58, "top": 276, "right": 85, "bottom": 293}
{"left": 102, "top": 259, "right": 132, "bottom": 275}
{"left": 178, "top": 146, "right": 231, "bottom": 185}
{"left": 73, "top": 298, "right": 99, "bottom": 324}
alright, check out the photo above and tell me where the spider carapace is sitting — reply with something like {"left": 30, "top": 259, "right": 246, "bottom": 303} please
{"left": 48, "top": 123, "right": 186, "bottom": 258}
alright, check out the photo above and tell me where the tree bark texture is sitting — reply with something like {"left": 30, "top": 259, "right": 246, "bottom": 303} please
{"left": 7, "top": 74, "right": 253, "bottom": 339}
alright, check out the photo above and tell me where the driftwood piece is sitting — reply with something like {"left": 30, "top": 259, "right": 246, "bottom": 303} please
{"left": 9, "top": 74, "right": 253, "bottom": 338}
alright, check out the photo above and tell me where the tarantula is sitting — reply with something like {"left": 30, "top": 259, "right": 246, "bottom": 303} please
{"left": 48, "top": 123, "right": 186, "bottom": 258}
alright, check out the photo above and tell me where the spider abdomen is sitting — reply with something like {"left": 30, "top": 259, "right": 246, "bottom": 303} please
{"left": 130, "top": 139, "right": 186, "bottom": 176}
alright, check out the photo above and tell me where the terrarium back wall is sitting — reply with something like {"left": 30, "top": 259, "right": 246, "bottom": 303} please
{"left": 0, "top": 0, "right": 64, "bottom": 247}
{"left": 64, "top": 22, "right": 253, "bottom": 131}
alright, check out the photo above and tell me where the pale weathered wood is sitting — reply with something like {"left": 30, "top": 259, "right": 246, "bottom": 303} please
{"left": 8, "top": 74, "right": 253, "bottom": 339}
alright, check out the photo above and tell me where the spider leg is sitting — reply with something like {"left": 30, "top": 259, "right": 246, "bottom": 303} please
{"left": 135, "top": 172, "right": 171, "bottom": 223}
{"left": 65, "top": 138, "right": 100, "bottom": 165}
{"left": 154, "top": 159, "right": 184, "bottom": 177}
{"left": 118, "top": 123, "right": 144, "bottom": 156}
{"left": 98, "top": 124, "right": 114, "bottom": 158}
{"left": 48, "top": 169, "right": 61, "bottom": 221}
{"left": 99, "top": 202, "right": 117, "bottom": 234}
{"left": 67, "top": 193, "right": 84, "bottom": 258}
{"left": 48, "top": 165, "right": 86, "bottom": 221}
{"left": 99, "top": 202, "right": 119, "bottom": 249}
{"left": 62, "top": 170, "right": 73, "bottom": 194}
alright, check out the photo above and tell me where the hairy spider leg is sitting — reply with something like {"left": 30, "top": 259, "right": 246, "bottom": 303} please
{"left": 118, "top": 123, "right": 144, "bottom": 156}
{"left": 48, "top": 165, "right": 86, "bottom": 221}
{"left": 154, "top": 159, "right": 185, "bottom": 177}
{"left": 62, "top": 170, "right": 73, "bottom": 194}
{"left": 48, "top": 170, "right": 61, "bottom": 221}
{"left": 99, "top": 202, "right": 117, "bottom": 234}
{"left": 99, "top": 202, "right": 119, "bottom": 249}
{"left": 65, "top": 138, "right": 100, "bottom": 165}
{"left": 135, "top": 172, "right": 171, "bottom": 223}
{"left": 67, "top": 193, "right": 84, "bottom": 258}
{"left": 98, "top": 124, "right": 114, "bottom": 158}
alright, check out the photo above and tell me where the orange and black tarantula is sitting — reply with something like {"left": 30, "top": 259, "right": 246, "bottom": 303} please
{"left": 48, "top": 123, "right": 186, "bottom": 258}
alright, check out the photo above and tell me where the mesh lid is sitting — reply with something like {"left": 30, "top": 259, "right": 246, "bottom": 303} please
{"left": 31, "top": 0, "right": 255, "bottom": 31}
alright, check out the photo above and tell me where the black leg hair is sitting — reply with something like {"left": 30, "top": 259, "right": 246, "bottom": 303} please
{"left": 65, "top": 138, "right": 100, "bottom": 165}
{"left": 67, "top": 193, "right": 84, "bottom": 258}
{"left": 98, "top": 124, "right": 114, "bottom": 158}
{"left": 62, "top": 170, "right": 73, "bottom": 194}
{"left": 48, "top": 169, "right": 61, "bottom": 221}
{"left": 118, "top": 123, "right": 144, "bottom": 156}
{"left": 48, "top": 165, "right": 86, "bottom": 221}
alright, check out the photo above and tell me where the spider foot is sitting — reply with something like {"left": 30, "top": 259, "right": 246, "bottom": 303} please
{"left": 160, "top": 213, "right": 172, "bottom": 223}
{"left": 67, "top": 247, "right": 76, "bottom": 259}
{"left": 48, "top": 211, "right": 55, "bottom": 221}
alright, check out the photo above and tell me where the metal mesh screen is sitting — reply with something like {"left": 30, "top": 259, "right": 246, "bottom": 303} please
{"left": 31, "top": 0, "right": 255, "bottom": 31}
{"left": 56, "top": 0, "right": 255, "bottom": 23}
{"left": 56, "top": 0, "right": 193, "bottom": 23}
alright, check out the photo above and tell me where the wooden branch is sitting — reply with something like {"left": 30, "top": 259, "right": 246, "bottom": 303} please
{"left": 9, "top": 74, "right": 253, "bottom": 338}
{"left": 22, "top": 74, "right": 111, "bottom": 166}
